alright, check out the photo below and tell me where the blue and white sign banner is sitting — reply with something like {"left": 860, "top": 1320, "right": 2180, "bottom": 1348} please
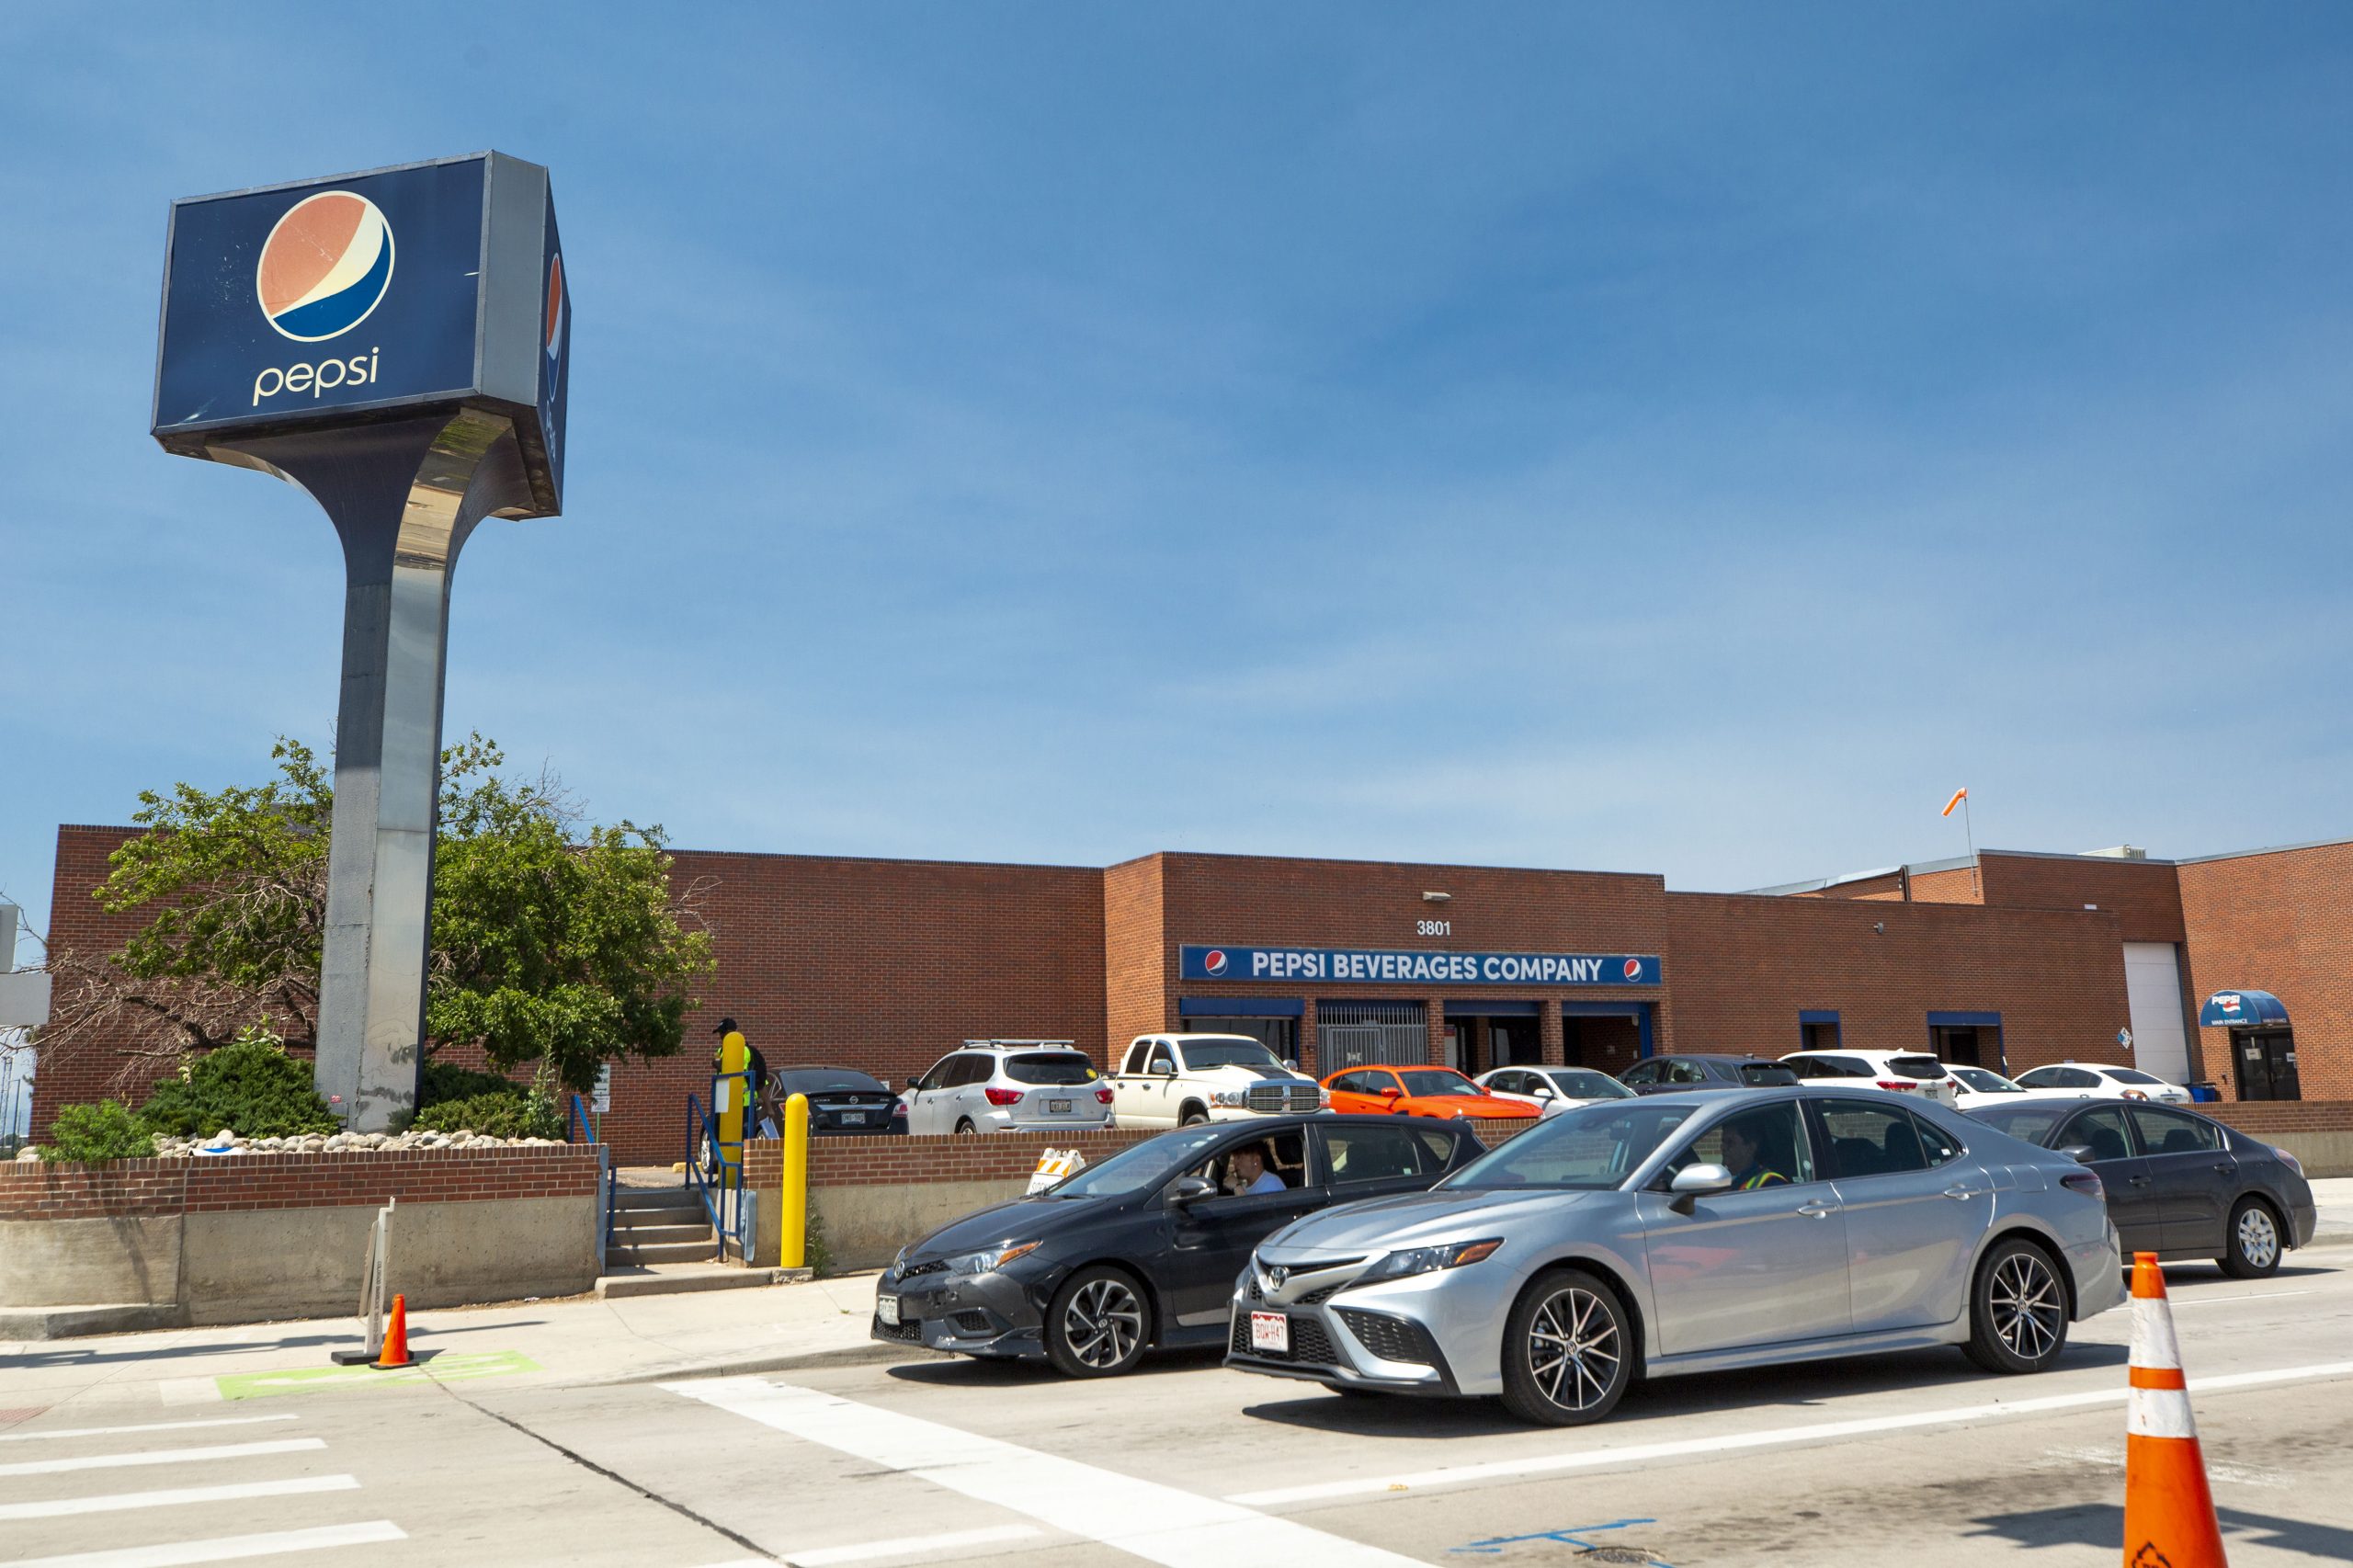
{"left": 1181, "top": 945, "right": 1660, "bottom": 986}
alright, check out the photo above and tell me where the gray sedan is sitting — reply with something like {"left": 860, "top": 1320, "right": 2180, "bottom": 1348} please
{"left": 1226, "top": 1086, "right": 2126, "bottom": 1425}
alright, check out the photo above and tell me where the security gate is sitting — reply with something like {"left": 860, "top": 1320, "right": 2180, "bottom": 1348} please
{"left": 1316, "top": 1000, "right": 1427, "bottom": 1069}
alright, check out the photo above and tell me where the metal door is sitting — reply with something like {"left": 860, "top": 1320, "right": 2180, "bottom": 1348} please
{"left": 2234, "top": 1031, "right": 2301, "bottom": 1102}
{"left": 1316, "top": 1001, "right": 1427, "bottom": 1069}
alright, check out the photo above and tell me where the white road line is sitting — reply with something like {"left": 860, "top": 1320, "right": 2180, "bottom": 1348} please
{"left": 665, "top": 1377, "right": 1423, "bottom": 1568}
{"left": 1227, "top": 1358, "right": 2353, "bottom": 1506}
{"left": 784, "top": 1524, "right": 1043, "bottom": 1565}
{"left": 0, "top": 1520, "right": 404, "bottom": 1568}
{"left": 0, "top": 1475, "right": 359, "bottom": 1521}
{"left": 0, "top": 1439, "right": 324, "bottom": 1479}
{"left": 0, "top": 1417, "right": 296, "bottom": 1445}
{"left": 2168, "top": 1289, "right": 2316, "bottom": 1308}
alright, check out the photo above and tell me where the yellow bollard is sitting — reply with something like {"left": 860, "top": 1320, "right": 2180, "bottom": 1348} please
{"left": 718, "top": 1027, "right": 748, "bottom": 1189}
{"left": 781, "top": 1092, "right": 810, "bottom": 1269}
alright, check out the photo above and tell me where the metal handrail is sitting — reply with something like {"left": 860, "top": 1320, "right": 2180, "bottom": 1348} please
{"left": 684, "top": 1073, "right": 755, "bottom": 1264}
{"left": 568, "top": 1093, "right": 617, "bottom": 1258}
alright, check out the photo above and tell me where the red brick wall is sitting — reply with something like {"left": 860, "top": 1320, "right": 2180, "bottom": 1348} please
{"left": 1103, "top": 855, "right": 1166, "bottom": 1052}
{"left": 0, "top": 1145, "right": 599, "bottom": 1221}
{"left": 1909, "top": 866, "right": 1983, "bottom": 904}
{"left": 1976, "top": 853, "right": 2187, "bottom": 945}
{"left": 2179, "top": 842, "right": 2353, "bottom": 1103}
{"left": 2203, "top": 1100, "right": 2353, "bottom": 1134}
{"left": 1795, "top": 872, "right": 1907, "bottom": 902}
{"left": 1664, "top": 892, "right": 2131, "bottom": 1072}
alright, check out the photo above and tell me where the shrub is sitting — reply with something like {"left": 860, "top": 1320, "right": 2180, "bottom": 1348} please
{"left": 138, "top": 1025, "right": 339, "bottom": 1140}
{"left": 420, "top": 1061, "right": 523, "bottom": 1105}
{"left": 42, "top": 1100, "right": 158, "bottom": 1163}
{"left": 411, "top": 1087, "right": 563, "bottom": 1140}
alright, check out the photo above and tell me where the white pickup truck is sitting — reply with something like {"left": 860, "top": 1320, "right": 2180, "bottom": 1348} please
{"left": 1108, "top": 1033, "right": 1327, "bottom": 1128}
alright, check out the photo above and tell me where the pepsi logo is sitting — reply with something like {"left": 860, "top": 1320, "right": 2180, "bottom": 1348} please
{"left": 256, "top": 191, "right": 394, "bottom": 343}
{"left": 1203, "top": 949, "right": 1228, "bottom": 976}
{"left": 544, "top": 253, "right": 565, "bottom": 360}
{"left": 2220, "top": 995, "right": 2242, "bottom": 1013}
{"left": 1622, "top": 959, "right": 1643, "bottom": 981}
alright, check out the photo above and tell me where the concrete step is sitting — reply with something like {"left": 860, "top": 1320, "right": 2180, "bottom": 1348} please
{"left": 0, "top": 1302, "right": 185, "bottom": 1341}
{"left": 614, "top": 1186, "right": 698, "bottom": 1210}
{"left": 609, "top": 1239, "right": 721, "bottom": 1265}
{"left": 594, "top": 1264, "right": 808, "bottom": 1300}
{"left": 608, "top": 1221, "right": 711, "bottom": 1245}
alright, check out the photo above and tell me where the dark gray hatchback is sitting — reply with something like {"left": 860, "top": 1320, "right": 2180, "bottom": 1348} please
{"left": 1965, "top": 1100, "right": 2316, "bottom": 1277}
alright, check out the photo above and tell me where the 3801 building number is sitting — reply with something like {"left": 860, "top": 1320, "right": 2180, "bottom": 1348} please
{"left": 1415, "top": 919, "right": 1451, "bottom": 937}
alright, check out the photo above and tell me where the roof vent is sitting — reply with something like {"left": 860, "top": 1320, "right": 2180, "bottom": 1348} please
{"left": 2080, "top": 846, "right": 2147, "bottom": 859}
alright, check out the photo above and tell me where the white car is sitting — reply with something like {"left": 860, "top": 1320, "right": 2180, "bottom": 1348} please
{"left": 2011, "top": 1062, "right": 2192, "bottom": 1105}
{"left": 1107, "top": 1033, "right": 1325, "bottom": 1128}
{"left": 1941, "top": 1064, "right": 2035, "bottom": 1111}
{"left": 1472, "top": 1065, "right": 1636, "bottom": 1118}
{"left": 899, "top": 1041, "right": 1116, "bottom": 1134}
{"left": 1778, "top": 1050, "right": 1959, "bottom": 1108}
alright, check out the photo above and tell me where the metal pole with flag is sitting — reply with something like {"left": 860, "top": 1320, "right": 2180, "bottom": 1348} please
{"left": 1942, "top": 787, "right": 1979, "bottom": 897}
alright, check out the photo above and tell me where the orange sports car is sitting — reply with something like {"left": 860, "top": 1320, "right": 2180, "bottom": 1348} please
{"left": 1320, "top": 1065, "right": 1540, "bottom": 1120}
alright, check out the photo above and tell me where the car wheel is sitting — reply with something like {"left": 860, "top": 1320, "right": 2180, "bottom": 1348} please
{"left": 1498, "top": 1267, "right": 1631, "bottom": 1426}
{"left": 1178, "top": 1105, "right": 1209, "bottom": 1127}
{"left": 1963, "top": 1237, "right": 2069, "bottom": 1374}
{"left": 953, "top": 1118, "right": 976, "bottom": 1135}
{"left": 1044, "top": 1266, "right": 1149, "bottom": 1377}
{"left": 2218, "top": 1197, "right": 2282, "bottom": 1278}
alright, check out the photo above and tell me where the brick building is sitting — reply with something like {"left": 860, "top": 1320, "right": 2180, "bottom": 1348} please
{"left": 35, "top": 826, "right": 2348, "bottom": 1166}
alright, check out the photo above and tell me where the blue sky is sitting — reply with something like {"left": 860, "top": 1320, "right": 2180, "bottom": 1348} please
{"left": 5, "top": 3, "right": 2350, "bottom": 969}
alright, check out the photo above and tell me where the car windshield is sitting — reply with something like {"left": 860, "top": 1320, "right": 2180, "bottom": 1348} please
{"left": 1006, "top": 1052, "right": 1098, "bottom": 1085}
{"left": 1951, "top": 1067, "right": 2019, "bottom": 1093}
{"left": 1182, "top": 1040, "right": 1282, "bottom": 1069}
{"left": 1397, "top": 1069, "right": 1477, "bottom": 1096}
{"left": 2108, "top": 1068, "right": 2165, "bottom": 1085}
{"left": 1739, "top": 1064, "right": 1801, "bottom": 1085}
{"left": 1888, "top": 1056, "right": 1946, "bottom": 1079}
{"left": 774, "top": 1069, "right": 887, "bottom": 1096}
{"left": 1545, "top": 1070, "right": 1632, "bottom": 1100}
{"left": 1442, "top": 1100, "right": 1698, "bottom": 1191}
{"left": 1962, "top": 1102, "right": 2072, "bottom": 1145}
{"left": 1042, "top": 1128, "right": 1228, "bottom": 1199}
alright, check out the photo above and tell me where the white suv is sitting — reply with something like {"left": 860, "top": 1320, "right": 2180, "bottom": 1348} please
{"left": 1779, "top": 1050, "right": 1959, "bottom": 1108}
{"left": 1107, "top": 1034, "right": 1326, "bottom": 1128}
{"left": 899, "top": 1041, "right": 1115, "bottom": 1135}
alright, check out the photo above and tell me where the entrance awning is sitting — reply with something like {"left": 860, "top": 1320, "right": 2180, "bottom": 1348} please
{"left": 2200, "top": 990, "right": 2289, "bottom": 1028}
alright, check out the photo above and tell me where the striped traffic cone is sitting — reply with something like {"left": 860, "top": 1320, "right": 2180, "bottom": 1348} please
{"left": 371, "top": 1293, "right": 413, "bottom": 1370}
{"left": 2122, "top": 1252, "right": 2227, "bottom": 1567}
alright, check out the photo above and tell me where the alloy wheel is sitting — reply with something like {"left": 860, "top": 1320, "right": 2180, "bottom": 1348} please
{"left": 1526, "top": 1285, "right": 1622, "bottom": 1412}
{"left": 1989, "top": 1251, "right": 2063, "bottom": 1362}
{"left": 2237, "top": 1206, "right": 2279, "bottom": 1270}
{"left": 1062, "top": 1278, "right": 1143, "bottom": 1369}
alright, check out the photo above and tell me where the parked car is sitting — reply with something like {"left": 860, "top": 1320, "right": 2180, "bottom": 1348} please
{"left": 1107, "top": 1033, "right": 1325, "bottom": 1128}
{"left": 1943, "top": 1064, "right": 2032, "bottom": 1111}
{"left": 770, "top": 1067, "right": 907, "bottom": 1136}
{"left": 1962, "top": 1099, "right": 2314, "bottom": 1277}
{"left": 1226, "top": 1087, "right": 2123, "bottom": 1425}
{"left": 899, "top": 1041, "right": 1115, "bottom": 1135}
{"left": 1778, "top": 1050, "right": 1959, "bottom": 1108}
{"left": 1321, "top": 1065, "right": 1539, "bottom": 1120}
{"left": 1473, "top": 1066, "right": 1634, "bottom": 1118}
{"left": 872, "top": 1115, "right": 1484, "bottom": 1374}
{"left": 2011, "top": 1063, "right": 2192, "bottom": 1104}
{"left": 1618, "top": 1055, "right": 1799, "bottom": 1094}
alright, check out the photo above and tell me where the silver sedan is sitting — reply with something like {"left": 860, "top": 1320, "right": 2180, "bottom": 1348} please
{"left": 1225, "top": 1086, "right": 2126, "bottom": 1425}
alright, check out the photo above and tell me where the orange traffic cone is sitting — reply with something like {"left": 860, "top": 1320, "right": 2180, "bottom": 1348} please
{"left": 371, "top": 1293, "right": 413, "bottom": 1370}
{"left": 2122, "top": 1252, "right": 2226, "bottom": 1567}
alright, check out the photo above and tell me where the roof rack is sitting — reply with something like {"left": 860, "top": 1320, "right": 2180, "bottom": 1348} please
{"left": 962, "top": 1039, "right": 1077, "bottom": 1048}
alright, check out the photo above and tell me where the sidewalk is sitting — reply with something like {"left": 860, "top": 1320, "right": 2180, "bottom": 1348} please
{"left": 0, "top": 1267, "right": 904, "bottom": 1420}
{"left": 2311, "top": 1176, "right": 2353, "bottom": 1244}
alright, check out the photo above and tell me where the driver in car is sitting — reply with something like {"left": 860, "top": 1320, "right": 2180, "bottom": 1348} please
{"left": 1226, "top": 1143, "right": 1287, "bottom": 1195}
{"left": 1722, "top": 1119, "right": 1790, "bottom": 1190}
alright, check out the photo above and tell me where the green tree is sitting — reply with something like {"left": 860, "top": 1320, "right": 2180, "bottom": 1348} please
{"left": 38, "top": 735, "right": 713, "bottom": 1099}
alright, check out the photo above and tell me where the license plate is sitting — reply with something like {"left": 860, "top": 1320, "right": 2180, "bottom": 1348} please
{"left": 1250, "top": 1312, "right": 1290, "bottom": 1354}
{"left": 839, "top": 1112, "right": 868, "bottom": 1124}
{"left": 878, "top": 1295, "right": 901, "bottom": 1326}
{"left": 1048, "top": 1098, "right": 1073, "bottom": 1113}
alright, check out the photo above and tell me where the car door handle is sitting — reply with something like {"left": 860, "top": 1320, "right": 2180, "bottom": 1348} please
{"left": 2211, "top": 1163, "right": 2238, "bottom": 1176}
{"left": 1796, "top": 1199, "right": 1838, "bottom": 1218}
{"left": 1942, "top": 1186, "right": 1987, "bottom": 1200}
{"left": 2128, "top": 1176, "right": 2153, "bottom": 1187}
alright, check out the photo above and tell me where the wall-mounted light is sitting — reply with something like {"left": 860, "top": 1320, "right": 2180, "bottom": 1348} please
{"left": 1872, "top": 921, "right": 1885, "bottom": 935}
{"left": 1422, "top": 892, "right": 1451, "bottom": 903}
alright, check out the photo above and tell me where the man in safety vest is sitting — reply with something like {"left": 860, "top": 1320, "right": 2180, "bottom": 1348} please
{"left": 1722, "top": 1119, "right": 1790, "bottom": 1189}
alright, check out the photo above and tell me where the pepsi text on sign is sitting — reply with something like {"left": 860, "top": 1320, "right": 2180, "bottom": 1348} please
{"left": 1178, "top": 945, "right": 1661, "bottom": 986}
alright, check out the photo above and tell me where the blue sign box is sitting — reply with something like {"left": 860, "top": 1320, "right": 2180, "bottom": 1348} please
{"left": 152, "top": 151, "right": 569, "bottom": 514}
{"left": 1180, "top": 945, "right": 1661, "bottom": 986}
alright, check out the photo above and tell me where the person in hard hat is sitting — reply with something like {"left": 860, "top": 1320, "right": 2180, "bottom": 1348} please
{"left": 1721, "top": 1118, "right": 1790, "bottom": 1190}
{"left": 1227, "top": 1142, "right": 1287, "bottom": 1195}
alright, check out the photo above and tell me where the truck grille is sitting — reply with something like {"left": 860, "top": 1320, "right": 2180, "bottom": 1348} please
{"left": 1245, "top": 1083, "right": 1321, "bottom": 1113}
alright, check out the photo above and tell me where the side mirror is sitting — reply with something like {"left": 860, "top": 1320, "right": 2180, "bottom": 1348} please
{"left": 1282, "top": 1059, "right": 1301, "bottom": 1071}
{"left": 2059, "top": 1144, "right": 2097, "bottom": 1165}
{"left": 1378, "top": 1085, "right": 1402, "bottom": 1100}
{"left": 1169, "top": 1176, "right": 1216, "bottom": 1205}
{"left": 1667, "top": 1163, "right": 1734, "bottom": 1214}
{"left": 1532, "top": 1083, "right": 1557, "bottom": 1099}
{"left": 1154, "top": 1061, "right": 1176, "bottom": 1078}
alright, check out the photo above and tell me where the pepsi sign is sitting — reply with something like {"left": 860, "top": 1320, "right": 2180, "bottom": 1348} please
{"left": 1179, "top": 945, "right": 1661, "bottom": 986}
{"left": 153, "top": 151, "right": 570, "bottom": 514}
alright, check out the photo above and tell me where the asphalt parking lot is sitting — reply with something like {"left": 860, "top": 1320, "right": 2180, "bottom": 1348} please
{"left": 3, "top": 1249, "right": 2348, "bottom": 1567}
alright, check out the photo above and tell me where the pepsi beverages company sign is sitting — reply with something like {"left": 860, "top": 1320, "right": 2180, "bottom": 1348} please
{"left": 152, "top": 151, "right": 570, "bottom": 514}
{"left": 1180, "top": 944, "right": 1662, "bottom": 986}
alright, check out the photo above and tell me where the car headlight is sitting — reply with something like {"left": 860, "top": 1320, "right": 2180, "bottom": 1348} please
{"left": 1357, "top": 1237, "right": 1503, "bottom": 1284}
{"left": 945, "top": 1241, "right": 1042, "bottom": 1276}
{"left": 1212, "top": 1089, "right": 1249, "bottom": 1108}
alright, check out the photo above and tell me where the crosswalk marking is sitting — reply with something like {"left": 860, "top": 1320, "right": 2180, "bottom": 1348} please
{"left": 0, "top": 1417, "right": 296, "bottom": 1446}
{"left": 0, "top": 1474, "right": 359, "bottom": 1522}
{"left": 0, "top": 1439, "right": 324, "bottom": 1480}
{"left": 785, "top": 1524, "right": 1044, "bottom": 1565}
{"left": 0, "top": 1520, "right": 404, "bottom": 1568}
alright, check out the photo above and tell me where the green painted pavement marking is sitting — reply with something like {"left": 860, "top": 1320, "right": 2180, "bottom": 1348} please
{"left": 217, "top": 1349, "right": 541, "bottom": 1400}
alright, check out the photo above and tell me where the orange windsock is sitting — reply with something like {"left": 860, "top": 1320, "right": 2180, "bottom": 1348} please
{"left": 2121, "top": 1253, "right": 2227, "bottom": 1566}
{"left": 372, "top": 1293, "right": 413, "bottom": 1370}
{"left": 1941, "top": 787, "right": 1969, "bottom": 818}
